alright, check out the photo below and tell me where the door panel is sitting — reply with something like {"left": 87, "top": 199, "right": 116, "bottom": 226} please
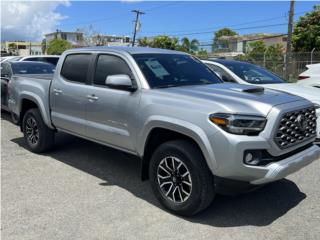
{"left": 85, "top": 86, "right": 140, "bottom": 151}
{"left": 1, "top": 78, "right": 9, "bottom": 108}
{"left": 50, "top": 53, "right": 92, "bottom": 136}
{"left": 85, "top": 54, "right": 140, "bottom": 151}
{"left": 50, "top": 80, "right": 88, "bottom": 136}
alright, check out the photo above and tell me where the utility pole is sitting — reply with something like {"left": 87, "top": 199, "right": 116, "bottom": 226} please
{"left": 131, "top": 10, "right": 145, "bottom": 47}
{"left": 285, "top": 0, "right": 294, "bottom": 81}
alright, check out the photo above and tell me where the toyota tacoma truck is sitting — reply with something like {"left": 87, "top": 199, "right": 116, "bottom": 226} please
{"left": 8, "top": 47, "right": 320, "bottom": 216}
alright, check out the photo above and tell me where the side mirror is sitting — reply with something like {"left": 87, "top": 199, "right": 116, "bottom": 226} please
{"left": 222, "top": 75, "right": 234, "bottom": 83}
{"left": 105, "top": 74, "right": 137, "bottom": 92}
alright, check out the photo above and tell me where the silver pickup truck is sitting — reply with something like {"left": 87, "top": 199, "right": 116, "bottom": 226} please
{"left": 8, "top": 47, "right": 320, "bottom": 216}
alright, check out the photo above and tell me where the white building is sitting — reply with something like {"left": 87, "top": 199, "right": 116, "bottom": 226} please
{"left": 0, "top": 41, "right": 43, "bottom": 56}
{"left": 90, "top": 35, "right": 131, "bottom": 46}
{"left": 45, "top": 31, "right": 84, "bottom": 46}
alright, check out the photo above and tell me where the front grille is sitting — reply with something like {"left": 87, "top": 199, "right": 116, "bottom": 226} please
{"left": 274, "top": 106, "right": 317, "bottom": 149}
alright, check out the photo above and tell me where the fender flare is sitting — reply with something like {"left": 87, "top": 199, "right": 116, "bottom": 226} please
{"left": 19, "top": 92, "right": 54, "bottom": 129}
{"left": 137, "top": 116, "right": 218, "bottom": 172}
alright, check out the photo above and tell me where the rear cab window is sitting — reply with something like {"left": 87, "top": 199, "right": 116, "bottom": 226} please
{"left": 60, "top": 54, "right": 92, "bottom": 84}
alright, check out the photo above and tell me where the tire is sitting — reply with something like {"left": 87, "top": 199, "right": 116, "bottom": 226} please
{"left": 22, "top": 108, "right": 55, "bottom": 153}
{"left": 149, "top": 140, "right": 215, "bottom": 216}
{"left": 10, "top": 112, "right": 20, "bottom": 125}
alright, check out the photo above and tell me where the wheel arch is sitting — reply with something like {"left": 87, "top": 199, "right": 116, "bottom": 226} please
{"left": 19, "top": 94, "right": 53, "bottom": 131}
{"left": 138, "top": 117, "right": 217, "bottom": 180}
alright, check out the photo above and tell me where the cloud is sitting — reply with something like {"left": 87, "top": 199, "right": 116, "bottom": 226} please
{"left": 1, "top": 1, "right": 70, "bottom": 41}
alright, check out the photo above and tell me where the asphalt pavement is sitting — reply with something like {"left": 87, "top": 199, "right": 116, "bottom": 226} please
{"left": 1, "top": 112, "right": 320, "bottom": 240}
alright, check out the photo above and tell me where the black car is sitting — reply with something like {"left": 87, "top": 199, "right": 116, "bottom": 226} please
{"left": 1, "top": 61, "right": 55, "bottom": 123}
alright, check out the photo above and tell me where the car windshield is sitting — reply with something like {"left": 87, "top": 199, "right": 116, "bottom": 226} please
{"left": 221, "top": 61, "right": 284, "bottom": 84}
{"left": 11, "top": 62, "right": 55, "bottom": 75}
{"left": 133, "top": 53, "right": 222, "bottom": 88}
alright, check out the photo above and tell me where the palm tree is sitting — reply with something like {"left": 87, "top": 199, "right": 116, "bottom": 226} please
{"left": 180, "top": 37, "right": 199, "bottom": 53}
{"left": 190, "top": 39, "right": 199, "bottom": 52}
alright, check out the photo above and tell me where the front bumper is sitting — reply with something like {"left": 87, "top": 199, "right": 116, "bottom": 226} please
{"left": 209, "top": 131, "right": 320, "bottom": 185}
{"left": 207, "top": 101, "right": 320, "bottom": 185}
{"left": 250, "top": 145, "right": 320, "bottom": 185}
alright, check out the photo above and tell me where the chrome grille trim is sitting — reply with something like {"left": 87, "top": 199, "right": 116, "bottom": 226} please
{"left": 274, "top": 106, "right": 317, "bottom": 149}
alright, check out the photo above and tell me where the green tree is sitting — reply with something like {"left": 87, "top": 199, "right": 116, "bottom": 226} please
{"left": 293, "top": 5, "right": 320, "bottom": 52}
{"left": 180, "top": 37, "right": 199, "bottom": 53}
{"left": 138, "top": 35, "right": 179, "bottom": 50}
{"left": 196, "top": 49, "right": 208, "bottom": 59}
{"left": 246, "top": 40, "right": 266, "bottom": 62}
{"left": 150, "top": 35, "right": 179, "bottom": 50}
{"left": 138, "top": 37, "right": 150, "bottom": 47}
{"left": 8, "top": 43, "right": 17, "bottom": 54}
{"left": 212, "top": 28, "right": 237, "bottom": 52}
{"left": 265, "top": 44, "right": 284, "bottom": 73}
{"left": 47, "top": 39, "right": 72, "bottom": 55}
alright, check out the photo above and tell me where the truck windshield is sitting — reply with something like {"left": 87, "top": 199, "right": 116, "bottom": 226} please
{"left": 221, "top": 61, "right": 285, "bottom": 84}
{"left": 11, "top": 62, "right": 55, "bottom": 75}
{"left": 133, "top": 54, "right": 222, "bottom": 88}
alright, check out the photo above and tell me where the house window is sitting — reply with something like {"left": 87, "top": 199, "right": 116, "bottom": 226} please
{"left": 61, "top": 33, "right": 67, "bottom": 40}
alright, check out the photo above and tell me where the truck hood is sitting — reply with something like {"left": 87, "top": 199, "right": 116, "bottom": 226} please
{"left": 261, "top": 83, "right": 320, "bottom": 104}
{"left": 156, "top": 83, "right": 306, "bottom": 116}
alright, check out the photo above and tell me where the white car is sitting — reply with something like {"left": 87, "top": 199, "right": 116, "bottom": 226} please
{"left": 298, "top": 63, "right": 320, "bottom": 88}
{"left": 203, "top": 59, "right": 320, "bottom": 141}
{"left": 18, "top": 55, "right": 60, "bottom": 66}
{"left": 0, "top": 56, "right": 22, "bottom": 62}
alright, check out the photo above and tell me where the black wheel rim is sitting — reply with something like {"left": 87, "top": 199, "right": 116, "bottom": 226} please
{"left": 25, "top": 116, "right": 39, "bottom": 145}
{"left": 157, "top": 156, "right": 192, "bottom": 203}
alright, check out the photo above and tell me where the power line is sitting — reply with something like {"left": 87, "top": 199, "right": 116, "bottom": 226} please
{"left": 140, "top": 10, "right": 308, "bottom": 35}
{"left": 197, "top": 33, "right": 287, "bottom": 47}
{"left": 140, "top": 23, "right": 288, "bottom": 38}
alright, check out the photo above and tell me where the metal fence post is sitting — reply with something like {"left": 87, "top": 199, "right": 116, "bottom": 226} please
{"left": 311, "top": 48, "right": 316, "bottom": 64}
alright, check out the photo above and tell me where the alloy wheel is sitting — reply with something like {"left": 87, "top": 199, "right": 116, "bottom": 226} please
{"left": 157, "top": 156, "right": 192, "bottom": 203}
{"left": 25, "top": 116, "right": 39, "bottom": 145}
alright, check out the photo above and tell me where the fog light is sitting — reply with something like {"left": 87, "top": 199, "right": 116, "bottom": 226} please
{"left": 244, "top": 150, "right": 262, "bottom": 165}
{"left": 245, "top": 153, "right": 253, "bottom": 162}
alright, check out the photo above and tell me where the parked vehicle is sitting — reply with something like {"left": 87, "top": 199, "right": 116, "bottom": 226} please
{"left": 9, "top": 47, "right": 320, "bottom": 216}
{"left": 1, "top": 61, "right": 55, "bottom": 124}
{"left": 298, "top": 63, "right": 320, "bottom": 88}
{"left": 1, "top": 56, "right": 22, "bottom": 62}
{"left": 203, "top": 59, "right": 320, "bottom": 141}
{"left": 18, "top": 55, "right": 60, "bottom": 66}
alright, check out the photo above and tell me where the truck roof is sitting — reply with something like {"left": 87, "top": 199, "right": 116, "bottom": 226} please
{"left": 65, "top": 46, "right": 187, "bottom": 55}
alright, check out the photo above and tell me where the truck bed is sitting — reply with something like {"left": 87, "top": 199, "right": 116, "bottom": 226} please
{"left": 13, "top": 73, "right": 54, "bottom": 81}
{"left": 9, "top": 73, "right": 53, "bottom": 128}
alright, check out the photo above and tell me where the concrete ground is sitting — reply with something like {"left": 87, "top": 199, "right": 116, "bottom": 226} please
{"left": 1, "top": 112, "right": 320, "bottom": 240}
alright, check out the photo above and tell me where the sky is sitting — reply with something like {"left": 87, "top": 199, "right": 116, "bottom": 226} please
{"left": 1, "top": 0, "right": 318, "bottom": 45}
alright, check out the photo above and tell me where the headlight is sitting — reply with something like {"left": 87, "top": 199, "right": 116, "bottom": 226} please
{"left": 209, "top": 113, "right": 267, "bottom": 135}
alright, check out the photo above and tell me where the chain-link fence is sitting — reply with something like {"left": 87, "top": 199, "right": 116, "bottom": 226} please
{"left": 207, "top": 51, "right": 320, "bottom": 82}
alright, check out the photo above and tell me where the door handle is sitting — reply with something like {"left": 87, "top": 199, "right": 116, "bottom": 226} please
{"left": 87, "top": 94, "right": 99, "bottom": 101}
{"left": 53, "top": 88, "right": 63, "bottom": 94}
